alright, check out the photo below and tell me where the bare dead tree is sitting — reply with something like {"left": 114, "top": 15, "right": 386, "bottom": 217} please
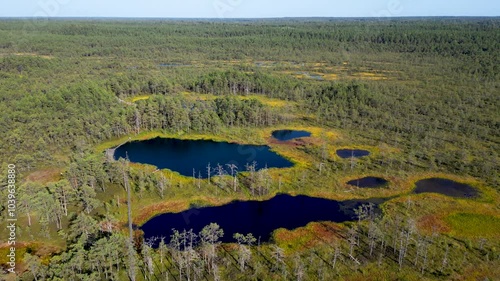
{"left": 294, "top": 255, "right": 305, "bottom": 281}
{"left": 421, "top": 238, "right": 431, "bottom": 275}
{"left": 226, "top": 163, "right": 238, "bottom": 192}
{"left": 142, "top": 239, "right": 154, "bottom": 280}
{"left": 271, "top": 245, "right": 287, "bottom": 277}
{"left": 245, "top": 161, "right": 257, "bottom": 196}
{"left": 347, "top": 226, "right": 360, "bottom": 265}
{"left": 134, "top": 108, "right": 141, "bottom": 135}
{"left": 158, "top": 237, "right": 168, "bottom": 275}
{"left": 120, "top": 158, "right": 136, "bottom": 281}
{"left": 206, "top": 162, "right": 211, "bottom": 183}
{"left": 213, "top": 164, "right": 228, "bottom": 193}
{"left": 332, "top": 242, "right": 342, "bottom": 270}
{"left": 318, "top": 162, "right": 325, "bottom": 175}
{"left": 157, "top": 173, "right": 166, "bottom": 198}
{"left": 441, "top": 243, "right": 449, "bottom": 272}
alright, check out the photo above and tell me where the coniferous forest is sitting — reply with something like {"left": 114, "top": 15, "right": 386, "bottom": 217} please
{"left": 0, "top": 18, "right": 499, "bottom": 280}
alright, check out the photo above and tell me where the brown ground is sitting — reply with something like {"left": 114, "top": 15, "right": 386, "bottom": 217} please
{"left": 417, "top": 214, "right": 451, "bottom": 235}
{"left": 25, "top": 168, "right": 63, "bottom": 184}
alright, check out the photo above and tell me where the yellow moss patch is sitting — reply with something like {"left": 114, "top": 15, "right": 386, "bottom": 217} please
{"left": 2, "top": 52, "right": 54, "bottom": 59}
{"left": 134, "top": 195, "right": 245, "bottom": 226}
{"left": 240, "top": 95, "right": 291, "bottom": 108}
{"left": 322, "top": 73, "right": 339, "bottom": 80}
{"left": 312, "top": 62, "right": 328, "bottom": 67}
{"left": 352, "top": 72, "right": 388, "bottom": 80}
{"left": 134, "top": 200, "right": 190, "bottom": 226}
{"left": 0, "top": 242, "right": 63, "bottom": 271}
{"left": 126, "top": 95, "right": 151, "bottom": 102}
{"left": 445, "top": 213, "right": 500, "bottom": 239}
{"left": 180, "top": 91, "right": 217, "bottom": 101}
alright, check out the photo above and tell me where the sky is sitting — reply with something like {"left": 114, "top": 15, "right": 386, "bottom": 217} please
{"left": 1, "top": 0, "right": 499, "bottom": 18}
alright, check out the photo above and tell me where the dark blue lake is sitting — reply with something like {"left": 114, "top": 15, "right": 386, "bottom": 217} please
{"left": 114, "top": 137, "right": 293, "bottom": 178}
{"left": 272, "top": 130, "right": 311, "bottom": 141}
{"left": 347, "top": 177, "right": 388, "bottom": 188}
{"left": 336, "top": 149, "right": 370, "bottom": 158}
{"left": 414, "top": 178, "right": 479, "bottom": 198}
{"left": 141, "top": 194, "right": 387, "bottom": 245}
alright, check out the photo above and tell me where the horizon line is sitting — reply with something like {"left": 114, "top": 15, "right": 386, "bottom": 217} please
{"left": 0, "top": 15, "right": 499, "bottom": 20}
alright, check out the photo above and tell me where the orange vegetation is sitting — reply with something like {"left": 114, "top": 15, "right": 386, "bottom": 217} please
{"left": 25, "top": 168, "right": 63, "bottom": 184}
{"left": 417, "top": 214, "right": 451, "bottom": 235}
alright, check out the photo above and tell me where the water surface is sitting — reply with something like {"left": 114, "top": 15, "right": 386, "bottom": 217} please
{"left": 347, "top": 177, "right": 388, "bottom": 188}
{"left": 141, "top": 194, "right": 387, "bottom": 246}
{"left": 114, "top": 137, "right": 293, "bottom": 178}
{"left": 414, "top": 178, "right": 479, "bottom": 198}
{"left": 336, "top": 149, "right": 370, "bottom": 158}
{"left": 272, "top": 130, "right": 311, "bottom": 141}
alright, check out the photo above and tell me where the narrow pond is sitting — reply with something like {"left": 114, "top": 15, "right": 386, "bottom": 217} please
{"left": 114, "top": 137, "right": 293, "bottom": 178}
{"left": 272, "top": 130, "right": 311, "bottom": 141}
{"left": 141, "top": 194, "right": 388, "bottom": 246}
{"left": 297, "top": 71, "right": 324, "bottom": 80}
{"left": 414, "top": 178, "right": 479, "bottom": 198}
{"left": 336, "top": 149, "right": 371, "bottom": 158}
{"left": 347, "top": 177, "right": 388, "bottom": 188}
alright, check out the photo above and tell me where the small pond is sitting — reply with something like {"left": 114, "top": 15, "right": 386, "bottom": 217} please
{"left": 272, "top": 130, "right": 311, "bottom": 141}
{"left": 347, "top": 177, "right": 388, "bottom": 188}
{"left": 114, "top": 137, "right": 293, "bottom": 178}
{"left": 336, "top": 149, "right": 371, "bottom": 159}
{"left": 159, "top": 63, "right": 190, "bottom": 67}
{"left": 141, "top": 194, "right": 388, "bottom": 246}
{"left": 297, "top": 71, "right": 324, "bottom": 80}
{"left": 414, "top": 178, "right": 479, "bottom": 198}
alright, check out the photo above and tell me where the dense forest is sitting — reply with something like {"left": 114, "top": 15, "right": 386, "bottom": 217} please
{"left": 0, "top": 18, "right": 499, "bottom": 280}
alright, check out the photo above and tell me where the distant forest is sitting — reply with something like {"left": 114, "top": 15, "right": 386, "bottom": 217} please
{"left": 0, "top": 18, "right": 498, "bottom": 183}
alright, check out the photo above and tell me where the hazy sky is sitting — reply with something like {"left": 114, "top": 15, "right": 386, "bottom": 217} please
{"left": 1, "top": 0, "right": 499, "bottom": 18}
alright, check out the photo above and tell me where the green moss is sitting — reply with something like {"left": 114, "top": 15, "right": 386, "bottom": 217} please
{"left": 445, "top": 213, "right": 500, "bottom": 238}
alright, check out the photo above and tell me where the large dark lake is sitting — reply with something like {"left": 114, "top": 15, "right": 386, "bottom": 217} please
{"left": 141, "top": 194, "right": 387, "bottom": 246}
{"left": 114, "top": 137, "right": 293, "bottom": 178}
